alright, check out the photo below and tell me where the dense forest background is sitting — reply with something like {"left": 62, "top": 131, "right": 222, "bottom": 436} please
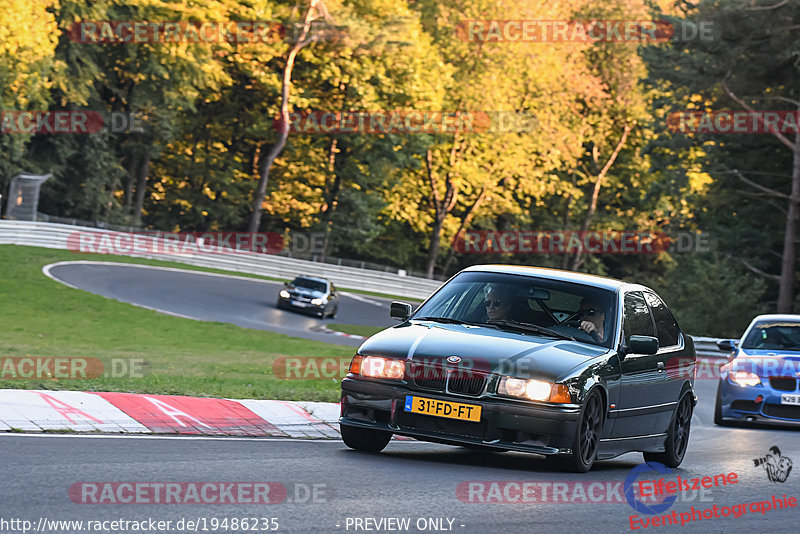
{"left": 2, "top": 0, "right": 800, "bottom": 336}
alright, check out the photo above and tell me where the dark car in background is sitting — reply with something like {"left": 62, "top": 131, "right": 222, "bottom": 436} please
{"left": 714, "top": 314, "right": 800, "bottom": 426}
{"left": 340, "top": 265, "right": 696, "bottom": 472}
{"left": 277, "top": 275, "right": 339, "bottom": 318}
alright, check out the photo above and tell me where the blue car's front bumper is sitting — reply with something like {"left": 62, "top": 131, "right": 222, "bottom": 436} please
{"left": 717, "top": 374, "right": 800, "bottom": 425}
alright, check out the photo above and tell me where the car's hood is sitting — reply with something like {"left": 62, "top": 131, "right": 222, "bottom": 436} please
{"left": 358, "top": 321, "right": 610, "bottom": 381}
{"left": 730, "top": 348, "right": 800, "bottom": 377}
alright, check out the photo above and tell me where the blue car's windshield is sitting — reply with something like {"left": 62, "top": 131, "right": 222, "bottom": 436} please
{"left": 741, "top": 322, "right": 800, "bottom": 351}
{"left": 413, "top": 271, "right": 617, "bottom": 348}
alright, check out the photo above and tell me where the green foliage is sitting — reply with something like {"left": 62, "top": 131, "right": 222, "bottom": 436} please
{"left": 2, "top": 0, "right": 798, "bottom": 332}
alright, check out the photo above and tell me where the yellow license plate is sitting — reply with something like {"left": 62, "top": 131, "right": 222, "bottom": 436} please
{"left": 404, "top": 395, "right": 481, "bottom": 422}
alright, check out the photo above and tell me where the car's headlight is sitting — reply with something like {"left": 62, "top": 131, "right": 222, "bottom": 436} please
{"left": 279, "top": 290, "right": 290, "bottom": 298}
{"left": 348, "top": 355, "right": 405, "bottom": 380}
{"left": 730, "top": 371, "right": 761, "bottom": 387}
{"left": 311, "top": 298, "right": 325, "bottom": 305}
{"left": 497, "top": 377, "right": 571, "bottom": 403}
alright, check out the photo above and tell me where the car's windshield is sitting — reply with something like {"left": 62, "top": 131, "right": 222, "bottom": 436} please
{"left": 741, "top": 322, "right": 800, "bottom": 351}
{"left": 291, "top": 277, "right": 327, "bottom": 292}
{"left": 413, "top": 271, "right": 617, "bottom": 348}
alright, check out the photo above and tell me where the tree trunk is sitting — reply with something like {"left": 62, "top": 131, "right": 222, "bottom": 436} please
{"left": 441, "top": 184, "right": 489, "bottom": 274}
{"left": 777, "top": 129, "right": 800, "bottom": 312}
{"left": 569, "top": 123, "right": 631, "bottom": 271}
{"left": 320, "top": 137, "right": 340, "bottom": 261}
{"left": 247, "top": 1, "right": 329, "bottom": 233}
{"left": 722, "top": 84, "right": 800, "bottom": 311}
{"left": 132, "top": 153, "right": 150, "bottom": 227}
{"left": 123, "top": 152, "right": 137, "bottom": 216}
{"left": 423, "top": 148, "right": 458, "bottom": 278}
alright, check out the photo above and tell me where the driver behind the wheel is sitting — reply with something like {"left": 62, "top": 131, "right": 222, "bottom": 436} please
{"left": 578, "top": 297, "right": 607, "bottom": 343}
{"left": 484, "top": 283, "right": 519, "bottom": 322}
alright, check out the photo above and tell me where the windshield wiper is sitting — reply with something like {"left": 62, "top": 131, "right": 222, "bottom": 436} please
{"left": 415, "top": 317, "right": 498, "bottom": 328}
{"left": 487, "top": 320, "right": 576, "bottom": 341}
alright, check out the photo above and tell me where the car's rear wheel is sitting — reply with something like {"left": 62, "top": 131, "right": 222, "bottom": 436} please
{"left": 341, "top": 425, "right": 392, "bottom": 453}
{"left": 644, "top": 393, "right": 692, "bottom": 468}
{"left": 552, "top": 390, "right": 603, "bottom": 473}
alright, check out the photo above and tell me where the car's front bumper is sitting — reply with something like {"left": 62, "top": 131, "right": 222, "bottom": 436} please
{"left": 278, "top": 296, "right": 326, "bottom": 313}
{"left": 340, "top": 377, "right": 581, "bottom": 455}
{"left": 718, "top": 377, "right": 800, "bottom": 425}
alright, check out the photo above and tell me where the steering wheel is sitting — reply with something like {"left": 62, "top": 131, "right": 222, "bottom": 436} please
{"left": 558, "top": 310, "right": 586, "bottom": 326}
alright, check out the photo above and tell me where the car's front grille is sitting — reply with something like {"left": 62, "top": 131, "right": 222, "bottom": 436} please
{"left": 409, "top": 363, "right": 446, "bottom": 391}
{"left": 763, "top": 404, "right": 800, "bottom": 420}
{"left": 769, "top": 377, "right": 798, "bottom": 391}
{"left": 397, "top": 411, "right": 487, "bottom": 439}
{"left": 408, "top": 363, "right": 487, "bottom": 396}
{"left": 448, "top": 370, "right": 487, "bottom": 395}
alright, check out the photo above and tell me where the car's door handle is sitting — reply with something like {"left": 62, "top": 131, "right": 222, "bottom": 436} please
{"left": 657, "top": 362, "right": 665, "bottom": 373}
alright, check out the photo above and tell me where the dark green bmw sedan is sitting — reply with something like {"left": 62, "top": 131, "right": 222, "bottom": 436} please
{"left": 339, "top": 265, "right": 696, "bottom": 472}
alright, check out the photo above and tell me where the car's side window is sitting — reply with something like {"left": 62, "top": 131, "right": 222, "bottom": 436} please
{"left": 622, "top": 291, "right": 655, "bottom": 344}
{"left": 643, "top": 292, "right": 680, "bottom": 348}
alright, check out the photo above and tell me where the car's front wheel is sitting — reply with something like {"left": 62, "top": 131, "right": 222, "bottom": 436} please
{"left": 713, "top": 384, "right": 728, "bottom": 426}
{"left": 644, "top": 393, "right": 692, "bottom": 468}
{"left": 553, "top": 390, "right": 603, "bottom": 473}
{"left": 341, "top": 425, "right": 392, "bottom": 453}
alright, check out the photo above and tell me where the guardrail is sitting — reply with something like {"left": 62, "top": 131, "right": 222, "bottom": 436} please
{"left": 689, "top": 336, "right": 730, "bottom": 359}
{"left": 0, "top": 220, "right": 443, "bottom": 300}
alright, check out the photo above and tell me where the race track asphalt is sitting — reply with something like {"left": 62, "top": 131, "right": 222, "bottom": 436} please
{"left": 45, "top": 261, "right": 399, "bottom": 346}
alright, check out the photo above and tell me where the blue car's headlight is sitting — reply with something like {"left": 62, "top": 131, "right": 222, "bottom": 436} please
{"left": 730, "top": 371, "right": 761, "bottom": 387}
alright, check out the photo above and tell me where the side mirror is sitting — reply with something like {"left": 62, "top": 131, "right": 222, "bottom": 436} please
{"left": 390, "top": 301, "right": 412, "bottom": 321}
{"left": 628, "top": 335, "right": 659, "bottom": 355}
{"left": 716, "top": 339, "right": 737, "bottom": 352}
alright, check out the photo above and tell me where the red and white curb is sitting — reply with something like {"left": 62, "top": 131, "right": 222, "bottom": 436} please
{"left": 0, "top": 390, "right": 341, "bottom": 438}
{"left": 309, "top": 325, "right": 366, "bottom": 340}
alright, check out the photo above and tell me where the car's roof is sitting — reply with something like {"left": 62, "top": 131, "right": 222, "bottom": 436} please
{"left": 460, "top": 264, "right": 639, "bottom": 292}
{"left": 751, "top": 314, "right": 800, "bottom": 323}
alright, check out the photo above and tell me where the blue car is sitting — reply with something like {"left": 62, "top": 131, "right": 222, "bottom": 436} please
{"left": 714, "top": 314, "right": 800, "bottom": 426}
